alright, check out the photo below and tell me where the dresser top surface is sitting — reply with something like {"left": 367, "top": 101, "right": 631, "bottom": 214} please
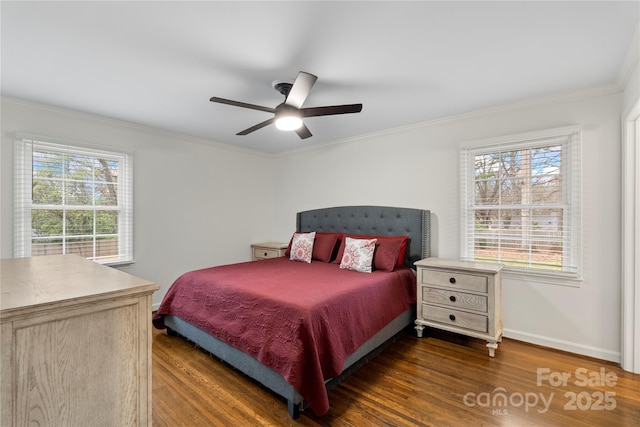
{"left": 1, "top": 255, "right": 158, "bottom": 314}
{"left": 251, "top": 242, "right": 288, "bottom": 249}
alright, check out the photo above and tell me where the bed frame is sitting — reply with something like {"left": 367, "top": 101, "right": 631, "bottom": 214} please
{"left": 163, "top": 205, "right": 431, "bottom": 418}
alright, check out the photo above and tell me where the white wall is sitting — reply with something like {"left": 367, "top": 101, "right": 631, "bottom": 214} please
{"left": 272, "top": 88, "right": 624, "bottom": 362}
{"left": 620, "top": 28, "right": 640, "bottom": 372}
{"left": 621, "top": 24, "right": 639, "bottom": 118}
{"left": 0, "top": 98, "right": 276, "bottom": 307}
{"left": 0, "top": 88, "right": 626, "bottom": 362}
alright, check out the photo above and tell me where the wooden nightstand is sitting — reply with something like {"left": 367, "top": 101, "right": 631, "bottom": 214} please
{"left": 414, "top": 257, "right": 504, "bottom": 357}
{"left": 251, "top": 242, "right": 288, "bottom": 260}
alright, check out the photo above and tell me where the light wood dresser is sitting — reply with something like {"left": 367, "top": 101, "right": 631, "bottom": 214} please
{"left": 414, "top": 257, "right": 503, "bottom": 357}
{"left": 0, "top": 254, "right": 159, "bottom": 426}
{"left": 251, "top": 242, "right": 287, "bottom": 260}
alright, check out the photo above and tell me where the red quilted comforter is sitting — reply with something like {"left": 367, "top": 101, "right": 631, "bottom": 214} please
{"left": 153, "top": 257, "right": 416, "bottom": 415}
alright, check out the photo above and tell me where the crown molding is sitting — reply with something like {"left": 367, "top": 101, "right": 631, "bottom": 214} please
{"left": 617, "top": 22, "right": 640, "bottom": 90}
{"left": 276, "top": 83, "right": 622, "bottom": 158}
{"left": 1, "top": 96, "right": 274, "bottom": 159}
{"left": 3, "top": 82, "right": 622, "bottom": 161}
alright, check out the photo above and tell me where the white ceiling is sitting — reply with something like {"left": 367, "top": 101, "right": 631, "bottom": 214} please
{"left": 2, "top": 1, "right": 638, "bottom": 154}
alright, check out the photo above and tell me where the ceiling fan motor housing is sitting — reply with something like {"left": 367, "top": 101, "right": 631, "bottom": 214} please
{"left": 272, "top": 80, "right": 294, "bottom": 97}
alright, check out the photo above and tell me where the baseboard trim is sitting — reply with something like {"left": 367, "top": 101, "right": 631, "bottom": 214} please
{"left": 504, "top": 328, "right": 621, "bottom": 363}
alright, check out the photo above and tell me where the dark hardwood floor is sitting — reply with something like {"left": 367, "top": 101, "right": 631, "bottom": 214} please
{"left": 152, "top": 326, "right": 640, "bottom": 426}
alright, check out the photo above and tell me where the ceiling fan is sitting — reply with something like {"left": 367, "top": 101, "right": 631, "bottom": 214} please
{"left": 209, "top": 71, "right": 362, "bottom": 139}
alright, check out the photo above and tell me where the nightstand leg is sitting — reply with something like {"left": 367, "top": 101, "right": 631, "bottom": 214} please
{"left": 415, "top": 324, "right": 425, "bottom": 338}
{"left": 487, "top": 341, "right": 498, "bottom": 357}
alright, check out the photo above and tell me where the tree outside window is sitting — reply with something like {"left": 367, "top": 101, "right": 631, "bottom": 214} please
{"left": 461, "top": 128, "right": 580, "bottom": 277}
{"left": 15, "top": 138, "right": 133, "bottom": 264}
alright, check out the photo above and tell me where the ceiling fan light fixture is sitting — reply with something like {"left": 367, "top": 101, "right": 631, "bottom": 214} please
{"left": 275, "top": 115, "right": 303, "bottom": 131}
{"left": 210, "top": 71, "right": 361, "bottom": 139}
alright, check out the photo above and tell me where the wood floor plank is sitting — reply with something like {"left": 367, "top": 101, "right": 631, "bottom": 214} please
{"left": 152, "top": 327, "right": 640, "bottom": 426}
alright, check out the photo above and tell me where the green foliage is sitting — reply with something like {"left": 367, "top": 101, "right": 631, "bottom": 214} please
{"left": 31, "top": 150, "right": 118, "bottom": 240}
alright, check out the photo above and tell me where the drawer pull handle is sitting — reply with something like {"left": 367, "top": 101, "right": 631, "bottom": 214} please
{"left": 264, "top": 252, "right": 268, "bottom": 256}
{"left": 449, "top": 277, "right": 456, "bottom": 284}
{"left": 449, "top": 295, "right": 456, "bottom": 302}
{"left": 449, "top": 314, "right": 456, "bottom": 321}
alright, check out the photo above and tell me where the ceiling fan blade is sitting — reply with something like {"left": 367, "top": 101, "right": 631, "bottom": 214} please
{"left": 295, "top": 123, "right": 312, "bottom": 139}
{"left": 285, "top": 71, "right": 317, "bottom": 108}
{"left": 210, "top": 97, "right": 275, "bottom": 114}
{"left": 300, "top": 104, "right": 363, "bottom": 117}
{"left": 236, "top": 117, "right": 275, "bottom": 135}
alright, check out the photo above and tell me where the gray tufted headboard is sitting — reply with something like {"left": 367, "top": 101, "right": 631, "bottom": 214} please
{"left": 296, "top": 205, "right": 431, "bottom": 268}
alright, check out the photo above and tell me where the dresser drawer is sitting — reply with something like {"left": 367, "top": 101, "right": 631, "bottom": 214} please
{"left": 421, "top": 269, "right": 488, "bottom": 293}
{"left": 421, "top": 304, "right": 488, "bottom": 333}
{"left": 253, "top": 247, "right": 283, "bottom": 260}
{"left": 422, "top": 287, "right": 487, "bottom": 312}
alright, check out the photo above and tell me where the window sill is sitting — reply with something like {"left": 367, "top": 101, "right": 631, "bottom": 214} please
{"left": 502, "top": 269, "right": 583, "bottom": 287}
{"left": 99, "top": 259, "right": 135, "bottom": 268}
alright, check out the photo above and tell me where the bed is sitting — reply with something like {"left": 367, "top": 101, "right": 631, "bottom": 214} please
{"left": 153, "top": 205, "right": 431, "bottom": 418}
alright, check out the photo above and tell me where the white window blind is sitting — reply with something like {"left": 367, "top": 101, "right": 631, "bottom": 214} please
{"left": 14, "top": 136, "right": 133, "bottom": 264}
{"left": 460, "top": 126, "right": 581, "bottom": 278}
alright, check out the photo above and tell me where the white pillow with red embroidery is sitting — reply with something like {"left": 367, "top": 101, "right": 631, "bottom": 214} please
{"left": 289, "top": 232, "right": 316, "bottom": 263}
{"left": 339, "top": 237, "right": 377, "bottom": 273}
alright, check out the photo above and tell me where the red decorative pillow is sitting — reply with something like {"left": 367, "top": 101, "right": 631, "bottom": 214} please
{"left": 285, "top": 232, "right": 342, "bottom": 262}
{"left": 390, "top": 235, "right": 409, "bottom": 268}
{"left": 311, "top": 232, "right": 341, "bottom": 262}
{"left": 333, "top": 234, "right": 409, "bottom": 271}
{"left": 372, "top": 237, "right": 405, "bottom": 272}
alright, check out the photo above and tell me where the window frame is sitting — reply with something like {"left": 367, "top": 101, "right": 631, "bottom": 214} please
{"left": 14, "top": 135, "right": 134, "bottom": 265}
{"left": 459, "top": 126, "right": 582, "bottom": 283}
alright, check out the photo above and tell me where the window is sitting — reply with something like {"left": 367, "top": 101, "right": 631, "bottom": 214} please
{"left": 14, "top": 136, "right": 133, "bottom": 264}
{"left": 460, "top": 126, "right": 581, "bottom": 278}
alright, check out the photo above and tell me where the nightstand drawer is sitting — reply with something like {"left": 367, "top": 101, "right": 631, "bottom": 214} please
{"left": 253, "top": 247, "right": 282, "bottom": 260}
{"left": 251, "top": 242, "right": 288, "bottom": 261}
{"left": 421, "top": 269, "right": 487, "bottom": 293}
{"left": 422, "top": 287, "right": 487, "bottom": 312}
{"left": 422, "top": 304, "right": 488, "bottom": 333}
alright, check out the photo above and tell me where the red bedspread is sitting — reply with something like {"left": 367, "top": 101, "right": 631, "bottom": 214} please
{"left": 153, "top": 257, "right": 416, "bottom": 415}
